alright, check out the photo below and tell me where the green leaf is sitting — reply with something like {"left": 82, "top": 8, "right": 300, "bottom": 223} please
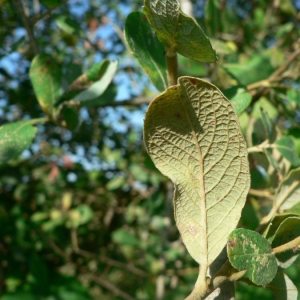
{"left": 0, "top": 121, "right": 37, "bottom": 164}
{"left": 267, "top": 271, "right": 298, "bottom": 300}
{"left": 227, "top": 228, "right": 278, "bottom": 285}
{"left": 68, "top": 205, "right": 94, "bottom": 228}
{"left": 223, "top": 86, "right": 252, "bottom": 115}
{"left": 287, "top": 88, "right": 300, "bottom": 103}
{"left": 83, "top": 83, "right": 117, "bottom": 107}
{"left": 260, "top": 107, "right": 276, "bottom": 143}
{"left": 271, "top": 216, "right": 300, "bottom": 268}
{"left": 55, "top": 15, "right": 84, "bottom": 37}
{"left": 275, "top": 137, "right": 300, "bottom": 166}
{"left": 125, "top": 11, "right": 168, "bottom": 92}
{"left": 223, "top": 53, "right": 275, "bottom": 85}
{"left": 286, "top": 202, "right": 300, "bottom": 215}
{"left": 40, "top": 0, "right": 62, "bottom": 7}
{"left": 205, "top": 0, "right": 222, "bottom": 36}
{"left": 29, "top": 54, "right": 62, "bottom": 114}
{"left": 73, "top": 60, "right": 118, "bottom": 102}
{"left": 275, "top": 167, "right": 300, "bottom": 210}
{"left": 144, "top": 76, "right": 250, "bottom": 270}
{"left": 143, "top": 0, "right": 216, "bottom": 62}
{"left": 61, "top": 106, "right": 80, "bottom": 130}
{"left": 112, "top": 229, "right": 140, "bottom": 247}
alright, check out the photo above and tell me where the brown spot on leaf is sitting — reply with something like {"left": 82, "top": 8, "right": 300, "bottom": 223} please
{"left": 174, "top": 112, "right": 182, "bottom": 119}
{"left": 188, "top": 78, "right": 198, "bottom": 86}
{"left": 228, "top": 239, "right": 236, "bottom": 247}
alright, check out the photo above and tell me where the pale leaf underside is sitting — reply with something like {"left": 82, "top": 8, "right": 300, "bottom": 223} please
{"left": 144, "top": 77, "right": 250, "bottom": 267}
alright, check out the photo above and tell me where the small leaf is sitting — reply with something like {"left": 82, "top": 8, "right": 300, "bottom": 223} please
{"left": 83, "top": 83, "right": 117, "bottom": 107}
{"left": 144, "top": 76, "right": 250, "bottom": 269}
{"left": 227, "top": 228, "right": 278, "bottom": 286}
{"left": 275, "top": 167, "right": 300, "bottom": 210}
{"left": 223, "top": 86, "right": 252, "bottom": 115}
{"left": 73, "top": 60, "right": 118, "bottom": 102}
{"left": 29, "top": 54, "right": 62, "bottom": 114}
{"left": 143, "top": 0, "right": 216, "bottom": 62}
{"left": 267, "top": 271, "right": 298, "bottom": 300}
{"left": 275, "top": 137, "right": 300, "bottom": 166}
{"left": 125, "top": 11, "right": 168, "bottom": 91}
{"left": 260, "top": 107, "right": 276, "bottom": 143}
{"left": 55, "top": 15, "right": 84, "bottom": 37}
{"left": 271, "top": 216, "right": 300, "bottom": 268}
{"left": 0, "top": 121, "right": 37, "bottom": 164}
{"left": 263, "top": 148, "right": 280, "bottom": 173}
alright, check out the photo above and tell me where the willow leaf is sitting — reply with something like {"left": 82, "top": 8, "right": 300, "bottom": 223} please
{"left": 144, "top": 76, "right": 250, "bottom": 275}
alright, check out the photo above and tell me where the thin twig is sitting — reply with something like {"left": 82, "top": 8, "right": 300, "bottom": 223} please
{"left": 30, "top": 0, "right": 69, "bottom": 25}
{"left": 273, "top": 236, "right": 300, "bottom": 254}
{"left": 260, "top": 180, "right": 299, "bottom": 226}
{"left": 87, "top": 274, "right": 135, "bottom": 300}
{"left": 15, "top": 0, "right": 39, "bottom": 54}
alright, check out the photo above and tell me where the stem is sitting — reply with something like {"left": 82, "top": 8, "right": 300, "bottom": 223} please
{"left": 273, "top": 236, "right": 300, "bottom": 254}
{"left": 15, "top": 0, "right": 39, "bottom": 55}
{"left": 260, "top": 180, "right": 299, "bottom": 226}
{"left": 165, "top": 48, "right": 178, "bottom": 86}
{"left": 185, "top": 265, "right": 208, "bottom": 300}
{"left": 30, "top": 117, "right": 48, "bottom": 125}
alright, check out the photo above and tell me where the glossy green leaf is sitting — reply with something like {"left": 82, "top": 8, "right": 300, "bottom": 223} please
{"left": 73, "top": 60, "right": 118, "bottom": 102}
{"left": 275, "top": 137, "right": 300, "bottom": 166}
{"left": 125, "top": 11, "right": 167, "bottom": 91}
{"left": 0, "top": 121, "right": 37, "bottom": 164}
{"left": 227, "top": 228, "right": 278, "bottom": 285}
{"left": 223, "top": 86, "right": 252, "bottom": 115}
{"left": 29, "top": 54, "right": 62, "bottom": 114}
{"left": 260, "top": 107, "right": 276, "bottom": 143}
{"left": 271, "top": 217, "right": 300, "bottom": 268}
{"left": 83, "top": 83, "right": 117, "bottom": 107}
{"left": 55, "top": 15, "right": 84, "bottom": 36}
{"left": 263, "top": 214, "right": 297, "bottom": 241}
{"left": 267, "top": 271, "right": 298, "bottom": 300}
{"left": 144, "top": 76, "right": 250, "bottom": 270}
{"left": 143, "top": 0, "right": 216, "bottom": 62}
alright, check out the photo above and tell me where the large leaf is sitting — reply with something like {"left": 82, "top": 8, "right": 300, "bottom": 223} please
{"left": 73, "top": 60, "right": 118, "bottom": 102}
{"left": 227, "top": 228, "right": 278, "bottom": 286}
{"left": 29, "top": 54, "right": 62, "bottom": 114}
{"left": 0, "top": 121, "right": 37, "bottom": 164}
{"left": 125, "top": 11, "right": 168, "bottom": 92}
{"left": 143, "top": 0, "right": 216, "bottom": 62}
{"left": 144, "top": 76, "right": 250, "bottom": 270}
{"left": 275, "top": 167, "right": 300, "bottom": 210}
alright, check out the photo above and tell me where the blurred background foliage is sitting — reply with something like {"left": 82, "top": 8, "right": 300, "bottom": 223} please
{"left": 0, "top": 0, "right": 300, "bottom": 299}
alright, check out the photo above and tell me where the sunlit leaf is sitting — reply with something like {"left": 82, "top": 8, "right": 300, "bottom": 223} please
{"left": 73, "top": 60, "right": 118, "bottom": 102}
{"left": 144, "top": 76, "right": 250, "bottom": 271}
{"left": 227, "top": 228, "right": 278, "bottom": 285}
{"left": 0, "top": 121, "right": 37, "bottom": 164}
{"left": 223, "top": 86, "right": 252, "bottom": 115}
{"left": 55, "top": 15, "right": 84, "bottom": 37}
{"left": 275, "top": 137, "right": 300, "bottom": 166}
{"left": 275, "top": 167, "right": 300, "bottom": 210}
{"left": 29, "top": 54, "right": 62, "bottom": 114}
{"left": 125, "top": 11, "right": 168, "bottom": 91}
{"left": 143, "top": 0, "right": 216, "bottom": 62}
{"left": 267, "top": 271, "right": 298, "bottom": 300}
